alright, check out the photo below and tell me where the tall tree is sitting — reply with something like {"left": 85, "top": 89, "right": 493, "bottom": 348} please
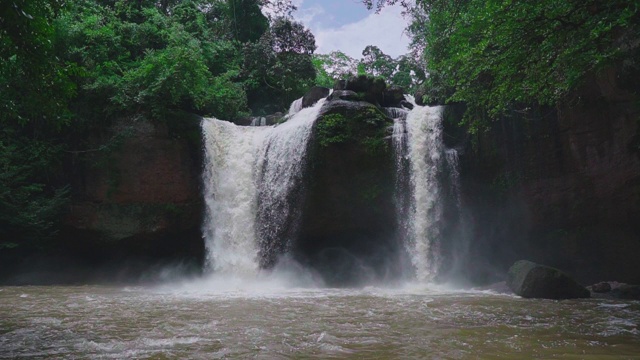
{"left": 365, "top": 0, "right": 640, "bottom": 127}
{"left": 243, "top": 16, "right": 317, "bottom": 112}
{"left": 227, "top": 0, "right": 269, "bottom": 42}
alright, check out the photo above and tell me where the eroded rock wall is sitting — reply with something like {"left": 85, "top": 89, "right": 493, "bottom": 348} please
{"left": 456, "top": 68, "right": 640, "bottom": 284}
{"left": 46, "top": 115, "right": 205, "bottom": 282}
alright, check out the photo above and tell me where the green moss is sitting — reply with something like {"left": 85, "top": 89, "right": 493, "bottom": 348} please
{"left": 316, "top": 105, "right": 390, "bottom": 153}
{"left": 316, "top": 113, "right": 350, "bottom": 147}
{"left": 354, "top": 92, "right": 367, "bottom": 101}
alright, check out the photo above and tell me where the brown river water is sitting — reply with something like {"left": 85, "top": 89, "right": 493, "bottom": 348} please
{"left": 1, "top": 278, "right": 639, "bottom": 359}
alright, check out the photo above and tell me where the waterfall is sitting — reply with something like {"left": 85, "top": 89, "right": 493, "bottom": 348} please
{"left": 256, "top": 99, "right": 326, "bottom": 268}
{"left": 250, "top": 117, "right": 267, "bottom": 126}
{"left": 445, "top": 148, "right": 462, "bottom": 209}
{"left": 393, "top": 102, "right": 452, "bottom": 282}
{"left": 288, "top": 97, "right": 303, "bottom": 117}
{"left": 201, "top": 121, "right": 266, "bottom": 275}
{"left": 201, "top": 99, "right": 325, "bottom": 275}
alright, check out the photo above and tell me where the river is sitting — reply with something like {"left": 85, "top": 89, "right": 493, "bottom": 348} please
{"left": 1, "top": 279, "right": 639, "bottom": 359}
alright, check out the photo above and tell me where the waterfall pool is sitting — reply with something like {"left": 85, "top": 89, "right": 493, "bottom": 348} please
{"left": 1, "top": 282, "right": 639, "bottom": 359}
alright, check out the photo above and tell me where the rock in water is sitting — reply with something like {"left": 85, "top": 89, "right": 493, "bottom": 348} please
{"left": 611, "top": 284, "right": 640, "bottom": 300}
{"left": 507, "top": 260, "right": 590, "bottom": 299}
{"left": 589, "top": 282, "right": 612, "bottom": 293}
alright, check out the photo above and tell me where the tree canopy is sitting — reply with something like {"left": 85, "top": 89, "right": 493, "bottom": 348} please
{"left": 366, "top": 0, "right": 640, "bottom": 129}
{"left": 0, "top": 0, "right": 318, "bottom": 251}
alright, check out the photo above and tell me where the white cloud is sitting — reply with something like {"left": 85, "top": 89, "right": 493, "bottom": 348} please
{"left": 264, "top": 1, "right": 410, "bottom": 59}
{"left": 296, "top": 3, "right": 325, "bottom": 26}
{"left": 306, "top": 5, "right": 410, "bottom": 59}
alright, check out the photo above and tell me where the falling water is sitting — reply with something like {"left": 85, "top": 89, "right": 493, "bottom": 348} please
{"left": 288, "top": 97, "right": 303, "bottom": 117}
{"left": 445, "top": 148, "right": 462, "bottom": 209}
{"left": 250, "top": 117, "right": 267, "bottom": 126}
{"left": 201, "top": 98, "right": 326, "bottom": 275}
{"left": 201, "top": 120, "right": 266, "bottom": 274}
{"left": 393, "top": 102, "right": 449, "bottom": 282}
{"left": 256, "top": 99, "right": 327, "bottom": 267}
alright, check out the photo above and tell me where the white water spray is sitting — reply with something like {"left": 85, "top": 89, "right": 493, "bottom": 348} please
{"left": 257, "top": 99, "right": 327, "bottom": 266}
{"left": 201, "top": 121, "right": 265, "bottom": 274}
{"left": 288, "top": 97, "right": 303, "bottom": 117}
{"left": 393, "top": 100, "right": 450, "bottom": 282}
{"left": 201, "top": 99, "right": 326, "bottom": 275}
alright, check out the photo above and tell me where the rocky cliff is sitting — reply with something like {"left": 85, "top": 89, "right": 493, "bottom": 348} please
{"left": 454, "top": 66, "right": 640, "bottom": 284}
{"left": 293, "top": 79, "right": 401, "bottom": 285}
{"left": 6, "top": 114, "right": 207, "bottom": 284}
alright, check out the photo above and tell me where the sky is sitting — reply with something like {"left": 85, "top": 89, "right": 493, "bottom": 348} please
{"left": 289, "top": 0, "right": 411, "bottom": 59}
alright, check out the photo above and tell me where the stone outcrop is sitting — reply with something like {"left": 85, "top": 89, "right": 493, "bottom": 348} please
{"left": 335, "top": 75, "right": 387, "bottom": 105}
{"left": 294, "top": 85, "right": 398, "bottom": 286}
{"left": 302, "top": 86, "right": 331, "bottom": 108}
{"left": 588, "top": 281, "right": 640, "bottom": 300}
{"left": 382, "top": 85, "right": 405, "bottom": 108}
{"left": 507, "top": 260, "right": 590, "bottom": 299}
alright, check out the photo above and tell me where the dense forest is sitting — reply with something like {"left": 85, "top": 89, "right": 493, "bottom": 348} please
{"left": 1, "top": 0, "right": 639, "bottom": 258}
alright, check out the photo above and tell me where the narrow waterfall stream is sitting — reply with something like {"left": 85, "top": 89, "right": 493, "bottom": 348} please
{"left": 392, "top": 100, "right": 451, "bottom": 282}
{"left": 201, "top": 99, "right": 326, "bottom": 275}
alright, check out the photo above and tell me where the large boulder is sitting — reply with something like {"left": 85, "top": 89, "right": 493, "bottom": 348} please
{"left": 507, "top": 260, "right": 590, "bottom": 299}
{"left": 302, "top": 86, "right": 331, "bottom": 108}
{"left": 328, "top": 90, "right": 360, "bottom": 102}
{"left": 611, "top": 284, "right": 640, "bottom": 300}
{"left": 335, "top": 75, "right": 387, "bottom": 105}
{"left": 382, "top": 85, "right": 405, "bottom": 108}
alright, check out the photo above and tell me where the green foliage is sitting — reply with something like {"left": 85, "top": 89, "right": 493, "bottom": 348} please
{"left": 316, "top": 107, "right": 390, "bottom": 153}
{"left": 313, "top": 47, "right": 425, "bottom": 92}
{"left": 361, "top": 45, "right": 395, "bottom": 79}
{"left": 0, "top": 0, "right": 74, "bottom": 250}
{"left": 368, "top": 0, "right": 640, "bottom": 129}
{"left": 312, "top": 51, "right": 359, "bottom": 86}
{"left": 1, "top": 0, "right": 77, "bottom": 129}
{"left": 58, "top": 0, "right": 251, "bottom": 121}
{"left": 316, "top": 114, "right": 350, "bottom": 147}
{"left": 227, "top": 0, "right": 269, "bottom": 43}
{"left": 243, "top": 16, "right": 317, "bottom": 113}
{"left": 0, "top": 0, "right": 317, "bottom": 250}
{"left": 0, "top": 134, "right": 69, "bottom": 250}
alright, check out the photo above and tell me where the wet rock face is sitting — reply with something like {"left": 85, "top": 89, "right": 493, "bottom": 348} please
{"left": 302, "top": 86, "right": 331, "bottom": 108}
{"left": 60, "top": 115, "right": 205, "bottom": 272}
{"left": 335, "top": 75, "right": 387, "bottom": 105}
{"left": 507, "top": 260, "right": 590, "bottom": 299}
{"left": 294, "top": 94, "right": 399, "bottom": 286}
{"left": 455, "top": 65, "right": 640, "bottom": 285}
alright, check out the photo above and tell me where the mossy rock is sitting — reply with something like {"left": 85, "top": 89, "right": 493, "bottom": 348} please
{"left": 343, "top": 75, "right": 387, "bottom": 105}
{"left": 294, "top": 99, "right": 398, "bottom": 285}
{"left": 315, "top": 100, "right": 391, "bottom": 153}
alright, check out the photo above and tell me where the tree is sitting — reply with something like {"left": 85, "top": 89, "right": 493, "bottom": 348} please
{"left": 226, "top": 0, "right": 269, "bottom": 43}
{"left": 312, "top": 51, "right": 359, "bottom": 87}
{"left": 0, "top": 0, "right": 73, "bottom": 251}
{"left": 243, "top": 17, "right": 317, "bottom": 113}
{"left": 360, "top": 45, "right": 395, "bottom": 79}
{"left": 363, "top": 0, "right": 640, "bottom": 128}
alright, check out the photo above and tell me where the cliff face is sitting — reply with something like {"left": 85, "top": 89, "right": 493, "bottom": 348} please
{"left": 294, "top": 95, "right": 399, "bottom": 285}
{"left": 457, "top": 67, "right": 640, "bottom": 284}
{"left": 51, "top": 115, "right": 205, "bottom": 281}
